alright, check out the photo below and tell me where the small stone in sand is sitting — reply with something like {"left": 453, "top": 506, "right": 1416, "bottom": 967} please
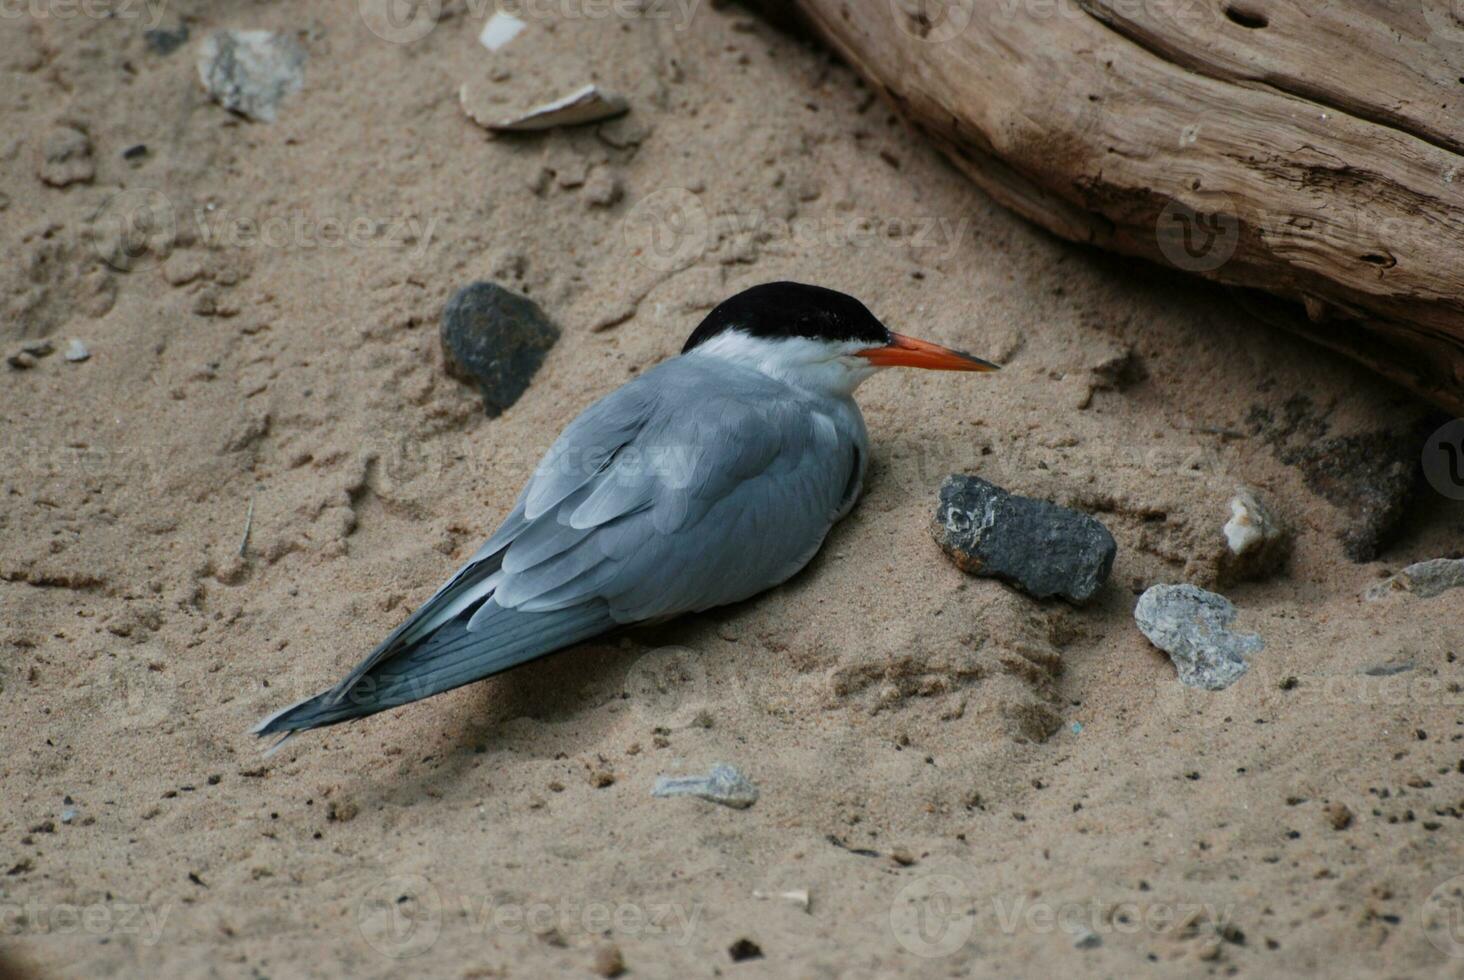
{"left": 652, "top": 763, "right": 758, "bottom": 809}
{"left": 1365, "top": 558, "right": 1464, "bottom": 601}
{"left": 728, "top": 938, "right": 763, "bottom": 962}
{"left": 197, "top": 30, "right": 306, "bottom": 123}
{"left": 144, "top": 25, "right": 190, "bottom": 55}
{"left": 440, "top": 282, "right": 560, "bottom": 417}
{"left": 1219, "top": 487, "right": 1289, "bottom": 583}
{"left": 64, "top": 339, "right": 90, "bottom": 362}
{"left": 37, "top": 126, "right": 94, "bottom": 187}
{"left": 931, "top": 474, "right": 1116, "bottom": 604}
{"left": 1135, "top": 584, "right": 1263, "bottom": 690}
{"left": 593, "top": 944, "right": 625, "bottom": 978}
{"left": 1324, "top": 802, "right": 1353, "bottom": 830}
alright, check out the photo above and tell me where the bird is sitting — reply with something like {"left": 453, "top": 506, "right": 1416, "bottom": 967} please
{"left": 253, "top": 281, "right": 996, "bottom": 746}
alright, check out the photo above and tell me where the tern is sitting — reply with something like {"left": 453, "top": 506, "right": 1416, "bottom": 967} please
{"left": 254, "top": 281, "right": 996, "bottom": 744}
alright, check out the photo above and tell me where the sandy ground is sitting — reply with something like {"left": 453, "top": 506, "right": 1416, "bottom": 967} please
{"left": 4, "top": 2, "right": 1464, "bottom": 977}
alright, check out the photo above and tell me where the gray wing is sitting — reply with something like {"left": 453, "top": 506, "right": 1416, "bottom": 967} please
{"left": 481, "top": 357, "right": 864, "bottom": 624}
{"left": 260, "top": 358, "right": 863, "bottom": 737}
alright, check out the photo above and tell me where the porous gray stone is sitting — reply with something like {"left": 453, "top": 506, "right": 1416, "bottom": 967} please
{"left": 1135, "top": 584, "right": 1263, "bottom": 691}
{"left": 930, "top": 475, "right": 1116, "bottom": 604}
{"left": 1365, "top": 558, "right": 1464, "bottom": 601}
{"left": 440, "top": 282, "right": 559, "bottom": 417}
{"left": 197, "top": 30, "right": 306, "bottom": 123}
{"left": 652, "top": 764, "right": 758, "bottom": 809}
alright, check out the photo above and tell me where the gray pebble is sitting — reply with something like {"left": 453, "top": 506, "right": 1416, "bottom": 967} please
{"left": 1135, "top": 584, "right": 1263, "bottom": 690}
{"left": 1366, "top": 558, "right": 1464, "bottom": 601}
{"left": 652, "top": 764, "right": 758, "bottom": 809}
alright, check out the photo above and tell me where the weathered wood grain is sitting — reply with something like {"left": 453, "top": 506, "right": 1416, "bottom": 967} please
{"left": 774, "top": 0, "right": 1464, "bottom": 412}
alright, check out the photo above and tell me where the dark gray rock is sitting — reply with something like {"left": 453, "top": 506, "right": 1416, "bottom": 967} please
{"left": 144, "top": 25, "right": 190, "bottom": 56}
{"left": 1134, "top": 584, "right": 1263, "bottom": 690}
{"left": 440, "top": 282, "right": 559, "bottom": 417}
{"left": 930, "top": 475, "right": 1116, "bottom": 604}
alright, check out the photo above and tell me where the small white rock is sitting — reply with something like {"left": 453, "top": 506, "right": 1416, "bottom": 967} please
{"left": 1219, "top": 487, "right": 1288, "bottom": 583}
{"left": 478, "top": 11, "right": 525, "bottom": 51}
{"left": 64, "top": 339, "right": 90, "bottom": 362}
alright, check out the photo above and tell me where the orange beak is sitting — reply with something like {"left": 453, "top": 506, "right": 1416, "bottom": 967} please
{"left": 857, "top": 333, "right": 999, "bottom": 372}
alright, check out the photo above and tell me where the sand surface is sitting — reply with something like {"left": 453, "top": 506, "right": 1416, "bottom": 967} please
{"left": 3, "top": 3, "right": 1464, "bottom": 977}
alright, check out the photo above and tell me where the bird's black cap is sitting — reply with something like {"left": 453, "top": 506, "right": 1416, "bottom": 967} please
{"left": 682, "top": 282, "right": 892, "bottom": 354}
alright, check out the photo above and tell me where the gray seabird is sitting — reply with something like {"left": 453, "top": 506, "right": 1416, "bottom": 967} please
{"left": 254, "top": 281, "right": 996, "bottom": 745}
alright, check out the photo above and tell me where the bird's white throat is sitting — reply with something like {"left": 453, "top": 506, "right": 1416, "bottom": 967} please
{"left": 686, "top": 330, "right": 879, "bottom": 397}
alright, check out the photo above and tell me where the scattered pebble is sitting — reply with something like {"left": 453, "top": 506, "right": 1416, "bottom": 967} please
{"left": 37, "top": 125, "right": 94, "bottom": 187}
{"left": 890, "top": 847, "right": 917, "bottom": 867}
{"left": 7, "top": 351, "right": 36, "bottom": 371}
{"left": 478, "top": 11, "right": 526, "bottom": 51}
{"left": 1219, "top": 487, "right": 1289, "bottom": 583}
{"left": 144, "top": 24, "right": 190, "bottom": 55}
{"left": 197, "top": 30, "right": 307, "bottom": 123}
{"left": 593, "top": 943, "right": 626, "bottom": 978}
{"left": 728, "top": 938, "right": 763, "bottom": 962}
{"left": 466, "top": 83, "right": 629, "bottom": 133}
{"left": 652, "top": 763, "right": 759, "bottom": 809}
{"left": 930, "top": 475, "right": 1116, "bottom": 604}
{"left": 1135, "top": 584, "right": 1263, "bottom": 690}
{"left": 60, "top": 808, "right": 76, "bottom": 824}
{"left": 440, "top": 281, "right": 560, "bottom": 417}
{"left": 64, "top": 339, "right": 90, "bottom": 363}
{"left": 1365, "top": 558, "right": 1464, "bottom": 601}
{"left": 326, "top": 800, "right": 358, "bottom": 823}
{"left": 753, "top": 888, "right": 810, "bottom": 911}
{"left": 1072, "top": 927, "right": 1102, "bottom": 949}
{"left": 1324, "top": 802, "right": 1353, "bottom": 830}
{"left": 583, "top": 168, "right": 623, "bottom": 208}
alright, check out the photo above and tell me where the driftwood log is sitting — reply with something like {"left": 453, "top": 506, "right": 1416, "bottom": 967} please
{"left": 772, "top": 0, "right": 1464, "bottom": 413}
